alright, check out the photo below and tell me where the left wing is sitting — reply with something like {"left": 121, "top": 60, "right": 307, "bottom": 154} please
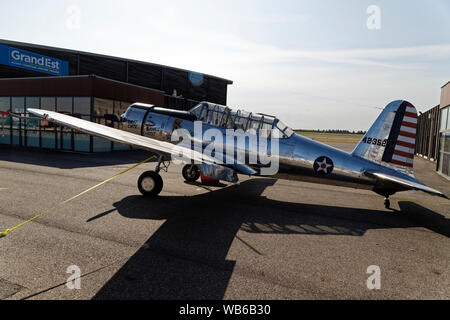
{"left": 28, "top": 109, "right": 257, "bottom": 181}
{"left": 28, "top": 109, "right": 214, "bottom": 164}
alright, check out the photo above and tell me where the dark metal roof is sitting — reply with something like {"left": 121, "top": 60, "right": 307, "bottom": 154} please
{"left": 0, "top": 39, "right": 233, "bottom": 84}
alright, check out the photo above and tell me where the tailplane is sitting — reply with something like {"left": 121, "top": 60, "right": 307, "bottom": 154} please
{"left": 352, "top": 100, "right": 417, "bottom": 176}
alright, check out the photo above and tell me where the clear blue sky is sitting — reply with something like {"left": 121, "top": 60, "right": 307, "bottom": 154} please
{"left": 1, "top": 0, "right": 449, "bottom": 130}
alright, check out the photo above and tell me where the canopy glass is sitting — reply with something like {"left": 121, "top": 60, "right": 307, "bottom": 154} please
{"left": 189, "top": 102, "right": 294, "bottom": 139}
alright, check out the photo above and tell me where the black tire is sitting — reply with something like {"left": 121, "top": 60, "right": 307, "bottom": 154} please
{"left": 138, "top": 171, "right": 163, "bottom": 197}
{"left": 182, "top": 165, "right": 200, "bottom": 182}
{"left": 384, "top": 199, "right": 390, "bottom": 209}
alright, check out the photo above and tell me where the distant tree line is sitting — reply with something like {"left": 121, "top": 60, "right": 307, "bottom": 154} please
{"left": 296, "top": 129, "right": 367, "bottom": 134}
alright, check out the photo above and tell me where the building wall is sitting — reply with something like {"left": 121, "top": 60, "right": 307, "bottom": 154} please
{"left": 416, "top": 105, "right": 440, "bottom": 161}
{"left": 0, "top": 40, "right": 232, "bottom": 107}
{"left": 437, "top": 82, "right": 450, "bottom": 178}
{"left": 0, "top": 40, "right": 233, "bottom": 153}
{"left": 441, "top": 81, "right": 450, "bottom": 109}
{"left": 414, "top": 82, "right": 450, "bottom": 179}
{"left": 0, "top": 95, "right": 137, "bottom": 152}
{"left": 0, "top": 76, "right": 166, "bottom": 152}
{"left": 0, "top": 76, "right": 164, "bottom": 106}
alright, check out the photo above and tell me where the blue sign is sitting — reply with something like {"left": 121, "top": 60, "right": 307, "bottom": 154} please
{"left": 188, "top": 71, "right": 204, "bottom": 86}
{"left": 0, "top": 44, "right": 69, "bottom": 76}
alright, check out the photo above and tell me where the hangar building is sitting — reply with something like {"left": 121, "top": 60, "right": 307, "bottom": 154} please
{"left": 416, "top": 81, "right": 450, "bottom": 180}
{"left": 0, "top": 39, "right": 232, "bottom": 152}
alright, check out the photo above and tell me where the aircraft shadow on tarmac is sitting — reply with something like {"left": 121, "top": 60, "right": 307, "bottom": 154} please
{"left": 91, "top": 178, "right": 450, "bottom": 300}
{"left": 0, "top": 148, "right": 157, "bottom": 169}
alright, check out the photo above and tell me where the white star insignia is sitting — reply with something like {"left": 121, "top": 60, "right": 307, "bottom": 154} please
{"left": 316, "top": 158, "right": 332, "bottom": 173}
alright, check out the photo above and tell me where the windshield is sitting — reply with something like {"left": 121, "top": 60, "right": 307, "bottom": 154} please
{"left": 275, "top": 120, "right": 294, "bottom": 139}
{"left": 189, "top": 102, "right": 294, "bottom": 138}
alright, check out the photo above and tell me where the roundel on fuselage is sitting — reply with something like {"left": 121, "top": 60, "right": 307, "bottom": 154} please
{"left": 313, "top": 156, "right": 334, "bottom": 175}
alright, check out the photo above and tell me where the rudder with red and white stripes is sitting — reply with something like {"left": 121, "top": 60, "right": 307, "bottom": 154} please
{"left": 381, "top": 102, "right": 417, "bottom": 169}
{"left": 352, "top": 100, "right": 417, "bottom": 175}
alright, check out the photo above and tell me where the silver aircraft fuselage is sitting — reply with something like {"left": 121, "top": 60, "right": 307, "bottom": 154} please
{"left": 27, "top": 100, "right": 446, "bottom": 201}
{"left": 272, "top": 133, "right": 406, "bottom": 191}
{"left": 121, "top": 102, "right": 419, "bottom": 197}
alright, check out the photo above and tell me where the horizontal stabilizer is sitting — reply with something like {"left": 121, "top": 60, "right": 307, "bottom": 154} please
{"left": 364, "top": 171, "right": 448, "bottom": 199}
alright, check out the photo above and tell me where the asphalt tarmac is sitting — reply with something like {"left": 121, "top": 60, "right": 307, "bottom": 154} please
{"left": 0, "top": 143, "right": 449, "bottom": 300}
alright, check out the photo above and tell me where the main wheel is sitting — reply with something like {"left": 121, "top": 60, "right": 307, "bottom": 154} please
{"left": 384, "top": 199, "right": 390, "bottom": 209}
{"left": 138, "top": 171, "right": 163, "bottom": 197}
{"left": 182, "top": 165, "right": 200, "bottom": 182}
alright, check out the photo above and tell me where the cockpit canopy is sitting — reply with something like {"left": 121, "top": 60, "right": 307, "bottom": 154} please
{"left": 189, "top": 102, "right": 294, "bottom": 139}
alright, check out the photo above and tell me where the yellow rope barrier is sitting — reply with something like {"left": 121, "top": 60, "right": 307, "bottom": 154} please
{"left": 1, "top": 155, "right": 156, "bottom": 239}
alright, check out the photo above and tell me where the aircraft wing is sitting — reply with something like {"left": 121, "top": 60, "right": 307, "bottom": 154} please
{"left": 27, "top": 109, "right": 215, "bottom": 165}
{"left": 27, "top": 109, "right": 258, "bottom": 179}
{"left": 364, "top": 171, "right": 448, "bottom": 199}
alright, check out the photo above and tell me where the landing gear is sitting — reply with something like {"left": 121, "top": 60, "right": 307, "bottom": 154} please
{"left": 373, "top": 188, "right": 394, "bottom": 210}
{"left": 182, "top": 164, "right": 200, "bottom": 182}
{"left": 137, "top": 156, "right": 166, "bottom": 197}
{"left": 138, "top": 171, "right": 163, "bottom": 197}
{"left": 384, "top": 198, "right": 391, "bottom": 209}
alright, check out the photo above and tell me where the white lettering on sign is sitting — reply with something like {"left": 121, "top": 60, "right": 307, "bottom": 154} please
{"left": 10, "top": 50, "right": 60, "bottom": 71}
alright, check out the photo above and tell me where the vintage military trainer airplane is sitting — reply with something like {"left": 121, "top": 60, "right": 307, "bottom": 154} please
{"left": 28, "top": 100, "right": 447, "bottom": 209}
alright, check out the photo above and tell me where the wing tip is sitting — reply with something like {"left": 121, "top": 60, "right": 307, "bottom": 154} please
{"left": 27, "top": 108, "right": 44, "bottom": 116}
{"left": 438, "top": 193, "right": 449, "bottom": 200}
{"left": 422, "top": 186, "right": 448, "bottom": 199}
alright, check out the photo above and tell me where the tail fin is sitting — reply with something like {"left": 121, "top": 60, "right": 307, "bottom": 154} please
{"left": 352, "top": 100, "right": 417, "bottom": 176}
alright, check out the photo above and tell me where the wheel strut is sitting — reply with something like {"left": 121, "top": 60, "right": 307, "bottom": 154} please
{"left": 155, "top": 155, "right": 170, "bottom": 174}
{"left": 384, "top": 197, "right": 391, "bottom": 209}
{"left": 155, "top": 156, "right": 163, "bottom": 173}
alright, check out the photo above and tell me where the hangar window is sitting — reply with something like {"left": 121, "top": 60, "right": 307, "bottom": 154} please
{"left": 94, "top": 98, "right": 114, "bottom": 125}
{"left": 41, "top": 97, "right": 56, "bottom": 111}
{"left": 37, "top": 97, "right": 57, "bottom": 149}
{"left": 0, "top": 98, "right": 11, "bottom": 134}
{"left": 74, "top": 97, "right": 91, "bottom": 116}
{"left": 441, "top": 107, "right": 449, "bottom": 131}
{"left": 25, "top": 97, "right": 40, "bottom": 130}
{"left": 438, "top": 106, "right": 450, "bottom": 177}
{"left": 11, "top": 97, "right": 25, "bottom": 130}
{"left": 57, "top": 97, "right": 72, "bottom": 113}
{"left": 0, "top": 97, "right": 9, "bottom": 111}
{"left": 12, "top": 97, "right": 24, "bottom": 114}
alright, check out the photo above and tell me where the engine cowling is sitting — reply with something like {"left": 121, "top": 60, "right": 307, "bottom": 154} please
{"left": 120, "top": 103, "right": 153, "bottom": 135}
